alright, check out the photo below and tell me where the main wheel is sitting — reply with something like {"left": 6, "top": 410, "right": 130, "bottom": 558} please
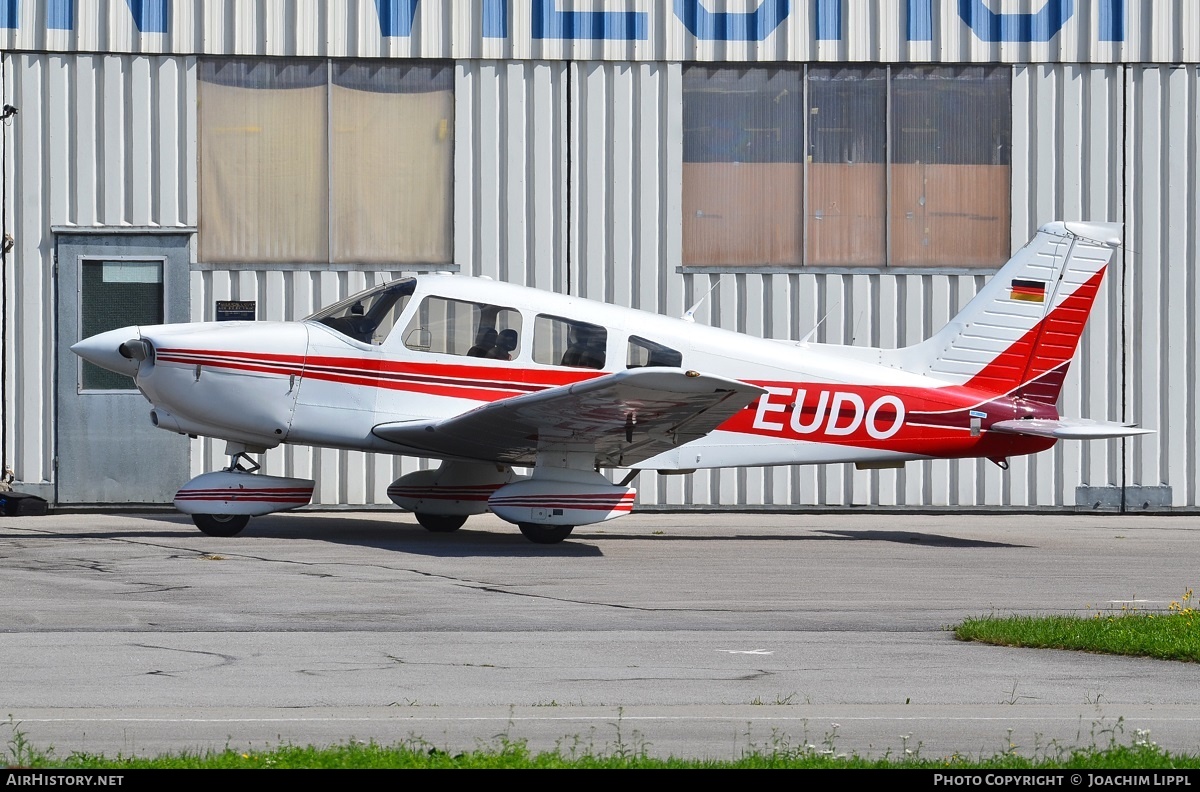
{"left": 517, "top": 523, "right": 574, "bottom": 544}
{"left": 415, "top": 512, "right": 468, "bottom": 533}
{"left": 192, "top": 513, "right": 250, "bottom": 537}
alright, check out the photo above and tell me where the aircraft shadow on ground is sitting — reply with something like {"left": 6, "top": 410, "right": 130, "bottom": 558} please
{"left": 3, "top": 514, "right": 1028, "bottom": 554}
{"left": 74, "top": 512, "right": 608, "bottom": 558}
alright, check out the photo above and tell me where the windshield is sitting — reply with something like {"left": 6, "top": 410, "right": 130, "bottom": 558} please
{"left": 305, "top": 278, "right": 417, "bottom": 345}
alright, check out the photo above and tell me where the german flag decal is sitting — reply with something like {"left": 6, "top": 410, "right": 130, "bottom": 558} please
{"left": 1010, "top": 278, "right": 1046, "bottom": 303}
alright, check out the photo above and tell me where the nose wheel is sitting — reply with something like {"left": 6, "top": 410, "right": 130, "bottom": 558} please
{"left": 192, "top": 513, "right": 250, "bottom": 537}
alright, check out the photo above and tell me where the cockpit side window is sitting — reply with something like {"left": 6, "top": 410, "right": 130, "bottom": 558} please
{"left": 627, "top": 336, "right": 683, "bottom": 368}
{"left": 533, "top": 315, "right": 607, "bottom": 369}
{"left": 402, "top": 296, "right": 522, "bottom": 359}
{"left": 308, "top": 278, "right": 416, "bottom": 346}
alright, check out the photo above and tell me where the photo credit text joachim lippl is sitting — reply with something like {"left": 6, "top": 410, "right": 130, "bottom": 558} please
{"left": 933, "top": 774, "right": 1193, "bottom": 787}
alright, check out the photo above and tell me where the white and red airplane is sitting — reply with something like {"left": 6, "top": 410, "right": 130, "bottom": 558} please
{"left": 73, "top": 221, "right": 1149, "bottom": 543}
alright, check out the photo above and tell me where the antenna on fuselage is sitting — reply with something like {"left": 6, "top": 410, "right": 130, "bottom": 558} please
{"left": 682, "top": 280, "right": 721, "bottom": 323}
{"left": 797, "top": 305, "right": 837, "bottom": 346}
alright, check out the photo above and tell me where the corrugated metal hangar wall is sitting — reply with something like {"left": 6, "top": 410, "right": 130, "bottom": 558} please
{"left": 1, "top": 1, "right": 1198, "bottom": 510}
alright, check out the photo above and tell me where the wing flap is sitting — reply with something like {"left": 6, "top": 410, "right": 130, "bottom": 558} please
{"left": 372, "top": 368, "right": 765, "bottom": 467}
{"left": 991, "top": 418, "right": 1153, "bottom": 439}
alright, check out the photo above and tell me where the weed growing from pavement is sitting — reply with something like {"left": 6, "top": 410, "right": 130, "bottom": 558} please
{"left": 6, "top": 712, "right": 1199, "bottom": 769}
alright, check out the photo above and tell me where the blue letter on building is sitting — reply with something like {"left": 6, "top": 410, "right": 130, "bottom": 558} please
{"left": 532, "top": 0, "right": 647, "bottom": 40}
{"left": 0, "top": 0, "right": 16, "bottom": 29}
{"left": 47, "top": 0, "right": 71, "bottom": 29}
{"left": 126, "top": 0, "right": 169, "bottom": 32}
{"left": 482, "top": 0, "right": 507, "bottom": 38}
{"left": 375, "top": 0, "right": 419, "bottom": 37}
{"left": 907, "top": 0, "right": 932, "bottom": 41}
{"left": 674, "top": 0, "right": 790, "bottom": 42}
{"left": 1099, "top": 0, "right": 1124, "bottom": 41}
{"left": 957, "top": 0, "right": 1074, "bottom": 42}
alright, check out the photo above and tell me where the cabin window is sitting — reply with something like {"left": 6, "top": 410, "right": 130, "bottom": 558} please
{"left": 682, "top": 65, "right": 1011, "bottom": 269}
{"left": 533, "top": 316, "right": 607, "bottom": 370}
{"left": 308, "top": 279, "right": 416, "bottom": 346}
{"left": 198, "top": 59, "right": 454, "bottom": 268}
{"left": 627, "top": 337, "right": 682, "bottom": 369}
{"left": 403, "top": 296, "right": 522, "bottom": 359}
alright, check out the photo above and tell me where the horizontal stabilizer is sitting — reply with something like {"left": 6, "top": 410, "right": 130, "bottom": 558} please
{"left": 990, "top": 418, "right": 1152, "bottom": 440}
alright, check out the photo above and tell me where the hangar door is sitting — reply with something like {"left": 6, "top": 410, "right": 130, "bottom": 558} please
{"left": 55, "top": 233, "right": 192, "bottom": 504}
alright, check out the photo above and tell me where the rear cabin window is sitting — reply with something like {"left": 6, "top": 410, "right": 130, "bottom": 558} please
{"left": 402, "top": 296, "right": 522, "bottom": 359}
{"left": 627, "top": 336, "right": 683, "bottom": 368}
{"left": 533, "top": 315, "right": 607, "bottom": 369}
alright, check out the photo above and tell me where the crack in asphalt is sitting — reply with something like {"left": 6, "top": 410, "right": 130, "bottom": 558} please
{"left": 2, "top": 524, "right": 733, "bottom": 615}
{"left": 129, "top": 642, "right": 239, "bottom": 669}
{"left": 115, "top": 585, "right": 192, "bottom": 596}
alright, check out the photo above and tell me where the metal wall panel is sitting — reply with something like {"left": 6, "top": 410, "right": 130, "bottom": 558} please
{"left": 1125, "top": 66, "right": 1200, "bottom": 507}
{"left": 2, "top": 53, "right": 194, "bottom": 492}
{"left": 455, "top": 60, "right": 568, "bottom": 291}
{"left": 0, "top": 2, "right": 1196, "bottom": 64}
{"left": 4, "top": 52, "right": 1199, "bottom": 510}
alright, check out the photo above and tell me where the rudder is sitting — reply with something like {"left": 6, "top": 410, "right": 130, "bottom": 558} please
{"left": 898, "top": 221, "right": 1120, "bottom": 404}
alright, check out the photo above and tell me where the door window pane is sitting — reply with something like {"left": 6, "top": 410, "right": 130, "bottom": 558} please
{"left": 80, "top": 260, "right": 163, "bottom": 391}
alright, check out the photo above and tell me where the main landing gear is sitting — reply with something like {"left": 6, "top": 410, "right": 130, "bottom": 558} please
{"left": 414, "top": 512, "right": 468, "bottom": 533}
{"left": 193, "top": 513, "right": 251, "bottom": 537}
{"left": 517, "top": 523, "right": 574, "bottom": 544}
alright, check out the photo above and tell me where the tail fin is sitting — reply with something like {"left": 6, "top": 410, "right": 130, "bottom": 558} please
{"left": 900, "top": 221, "right": 1120, "bottom": 404}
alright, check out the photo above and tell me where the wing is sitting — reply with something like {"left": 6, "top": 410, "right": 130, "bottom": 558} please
{"left": 372, "top": 368, "right": 765, "bottom": 467}
{"left": 990, "top": 418, "right": 1153, "bottom": 439}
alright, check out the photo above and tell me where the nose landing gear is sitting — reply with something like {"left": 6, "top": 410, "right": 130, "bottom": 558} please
{"left": 174, "top": 447, "right": 315, "bottom": 537}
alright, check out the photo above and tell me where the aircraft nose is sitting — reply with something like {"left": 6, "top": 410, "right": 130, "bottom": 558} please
{"left": 71, "top": 325, "right": 144, "bottom": 379}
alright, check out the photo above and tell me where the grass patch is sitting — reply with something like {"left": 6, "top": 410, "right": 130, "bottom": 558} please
{"left": 6, "top": 732, "right": 1200, "bottom": 770}
{"left": 955, "top": 589, "right": 1199, "bottom": 663}
{"left": 7, "top": 715, "right": 1200, "bottom": 770}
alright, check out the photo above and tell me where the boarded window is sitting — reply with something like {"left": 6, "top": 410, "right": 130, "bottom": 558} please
{"left": 807, "top": 67, "right": 886, "bottom": 266}
{"left": 199, "top": 59, "right": 454, "bottom": 267}
{"left": 682, "top": 67, "right": 804, "bottom": 268}
{"left": 682, "top": 65, "right": 1012, "bottom": 269}
{"left": 890, "top": 66, "right": 1012, "bottom": 268}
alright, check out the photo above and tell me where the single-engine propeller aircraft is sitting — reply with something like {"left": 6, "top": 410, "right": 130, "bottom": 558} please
{"left": 74, "top": 221, "right": 1149, "bottom": 543}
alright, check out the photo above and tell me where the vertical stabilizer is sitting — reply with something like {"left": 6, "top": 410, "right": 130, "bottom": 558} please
{"left": 898, "top": 222, "right": 1120, "bottom": 403}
